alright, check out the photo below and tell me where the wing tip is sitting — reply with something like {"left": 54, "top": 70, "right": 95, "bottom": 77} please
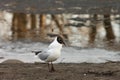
{"left": 32, "top": 51, "right": 42, "bottom": 55}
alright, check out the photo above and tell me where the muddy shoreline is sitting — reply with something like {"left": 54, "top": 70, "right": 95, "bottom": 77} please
{"left": 0, "top": 62, "right": 120, "bottom": 80}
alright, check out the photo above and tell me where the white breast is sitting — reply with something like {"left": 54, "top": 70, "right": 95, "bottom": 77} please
{"left": 45, "top": 49, "right": 61, "bottom": 62}
{"left": 43, "top": 37, "right": 62, "bottom": 62}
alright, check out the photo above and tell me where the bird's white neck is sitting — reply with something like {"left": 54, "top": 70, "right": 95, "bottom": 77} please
{"left": 48, "top": 37, "right": 62, "bottom": 50}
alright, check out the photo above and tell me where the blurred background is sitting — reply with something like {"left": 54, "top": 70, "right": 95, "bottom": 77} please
{"left": 1, "top": 12, "right": 120, "bottom": 49}
{"left": 0, "top": 0, "right": 120, "bottom": 63}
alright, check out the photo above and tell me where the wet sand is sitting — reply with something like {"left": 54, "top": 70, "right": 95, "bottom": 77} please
{"left": 0, "top": 61, "right": 120, "bottom": 80}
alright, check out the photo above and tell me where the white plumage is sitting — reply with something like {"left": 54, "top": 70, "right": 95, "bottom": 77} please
{"left": 38, "top": 37, "right": 62, "bottom": 62}
{"left": 34, "top": 36, "right": 65, "bottom": 72}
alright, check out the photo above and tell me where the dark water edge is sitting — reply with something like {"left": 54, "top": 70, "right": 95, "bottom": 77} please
{"left": 0, "top": 0, "right": 120, "bottom": 14}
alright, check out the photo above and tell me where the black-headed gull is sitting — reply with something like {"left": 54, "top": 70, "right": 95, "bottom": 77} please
{"left": 33, "top": 36, "right": 66, "bottom": 72}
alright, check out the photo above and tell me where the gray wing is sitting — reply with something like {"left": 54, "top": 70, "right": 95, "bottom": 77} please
{"left": 38, "top": 50, "right": 49, "bottom": 61}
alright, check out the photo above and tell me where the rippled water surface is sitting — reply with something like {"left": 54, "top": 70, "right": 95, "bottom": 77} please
{"left": 0, "top": 41, "right": 120, "bottom": 63}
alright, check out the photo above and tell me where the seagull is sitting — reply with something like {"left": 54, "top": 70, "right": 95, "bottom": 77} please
{"left": 33, "top": 36, "right": 66, "bottom": 72}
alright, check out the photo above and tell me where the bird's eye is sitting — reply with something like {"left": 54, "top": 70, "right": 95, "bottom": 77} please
{"left": 58, "top": 38, "right": 61, "bottom": 40}
{"left": 57, "top": 37, "right": 63, "bottom": 44}
{"left": 59, "top": 40, "right": 62, "bottom": 42}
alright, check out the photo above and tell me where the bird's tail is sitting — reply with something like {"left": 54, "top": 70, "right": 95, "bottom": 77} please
{"left": 32, "top": 51, "right": 42, "bottom": 55}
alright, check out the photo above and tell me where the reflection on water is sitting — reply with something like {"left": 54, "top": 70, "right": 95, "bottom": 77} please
{"left": 0, "top": 12, "right": 120, "bottom": 48}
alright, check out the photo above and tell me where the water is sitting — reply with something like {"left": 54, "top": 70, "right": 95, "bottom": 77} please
{"left": 0, "top": 12, "right": 120, "bottom": 63}
{"left": 0, "top": 41, "right": 120, "bottom": 63}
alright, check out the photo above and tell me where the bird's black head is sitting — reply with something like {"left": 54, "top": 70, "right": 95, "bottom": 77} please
{"left": 57, "top": 36, "right": 66, "bottom": 46}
